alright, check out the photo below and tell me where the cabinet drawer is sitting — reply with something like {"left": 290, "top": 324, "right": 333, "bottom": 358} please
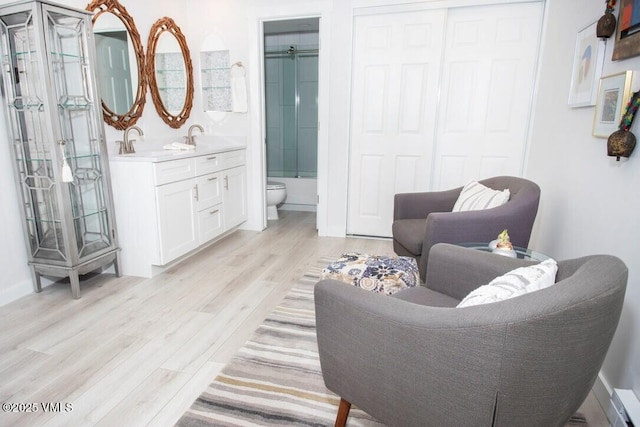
{"left": 153, "top": 158, "right": 195, "bottom": 185}
{"left": 196, "top": 172, "right": 222, "bottom": 209}
{"left": 198, "top": 204, "right": 224, "bottom": 243}
{"left": 195, "top": 153, "right": 222, "bottom": 176}
{"left": 220, "top": 149, "right": 246, "bottom": 170}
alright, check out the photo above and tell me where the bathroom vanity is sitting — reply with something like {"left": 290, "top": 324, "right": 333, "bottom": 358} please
{"left": 109, "top": 136, "right": 246, "bottom": 277}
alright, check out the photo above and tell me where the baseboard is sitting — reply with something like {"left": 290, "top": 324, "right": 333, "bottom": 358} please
{"left": 594, "top": 371, "right": 613, "bottom": 424}
{"left": 0, "top": 278, "right": 35, "bottom": 307}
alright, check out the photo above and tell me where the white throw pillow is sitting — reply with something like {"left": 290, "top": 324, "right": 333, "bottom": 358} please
{"left": 457, "top": 259, "right": 558, "bottom": 307}
{"left": 452, "top": 181, "right": 510, "bottom": 212}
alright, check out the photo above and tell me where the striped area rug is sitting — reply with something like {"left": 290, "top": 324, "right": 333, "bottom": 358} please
{"left": 176, "top": 257, "right": 383, "bottom": 427}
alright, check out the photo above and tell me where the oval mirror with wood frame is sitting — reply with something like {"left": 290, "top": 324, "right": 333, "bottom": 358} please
{"left": 86, "top": 0, "right": 146, "bottom": 131}
{"left": 146, "top": 17, "right": 194, "bottom": 129}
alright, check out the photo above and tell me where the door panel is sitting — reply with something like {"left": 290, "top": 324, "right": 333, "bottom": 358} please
{"left": 432, "top": 2, "right": 543, "bottom": 190}
{"left": 348, "top": 10, "right": 445, "bottom": 237}
{"left": 94, "top": 31, "right": 133, "bottom": 115}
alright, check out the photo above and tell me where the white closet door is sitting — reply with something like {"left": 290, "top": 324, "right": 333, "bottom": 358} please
{"left": 431, "top": 2, "right": 543, "bottom": 190}
{"left": 347, "top": 2, "right": 543, "bottom": 237}
{"left": 347, "top": 10, "right": 446, "bottom": 237}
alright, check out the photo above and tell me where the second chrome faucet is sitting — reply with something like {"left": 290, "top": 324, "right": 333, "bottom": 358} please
{"left": 185, "top": 124, "right": 204, "bottom": 146}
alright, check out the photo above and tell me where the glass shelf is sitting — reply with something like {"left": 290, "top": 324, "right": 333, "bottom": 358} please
{"left": 11, "top": 50, "right": 37, "bottom": 57}
{"left": 26, "top": 216, "right": 61, "bottom": 224}
{"left": 50, "top": 51, "right": 85, "bottom": 60}
{"left": 16, "top": 153, "right": 101, "bottom": 162}
{"left": 72, "top": 208, "right": 108, "bottom": 221}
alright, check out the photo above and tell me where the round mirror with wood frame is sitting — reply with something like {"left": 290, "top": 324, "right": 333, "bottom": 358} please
{"left": 146, "top": 17, "right": 194, "bottom": 129}
{"left": 86, "top": 0, "right": 146, "bottom": 131}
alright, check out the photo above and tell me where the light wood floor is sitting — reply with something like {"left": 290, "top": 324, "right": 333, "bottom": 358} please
{"left": 0, "top": 211, "right": 608, "bottom": 426}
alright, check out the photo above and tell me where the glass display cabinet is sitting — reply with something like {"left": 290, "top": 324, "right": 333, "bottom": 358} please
{"left": 0, "top": 0, "right": 120, "bottom": 298}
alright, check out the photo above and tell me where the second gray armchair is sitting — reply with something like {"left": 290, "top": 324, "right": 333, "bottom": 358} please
{"left": 315, "top": 244, "right": 628, "bottom": 427}
{"left": 392, "top": 176, "right": 541, "bottom": 281}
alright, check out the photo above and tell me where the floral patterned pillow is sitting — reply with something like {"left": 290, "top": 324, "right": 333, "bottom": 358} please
{"left": 321, "top": 252, "right": 419, "bottom": 295}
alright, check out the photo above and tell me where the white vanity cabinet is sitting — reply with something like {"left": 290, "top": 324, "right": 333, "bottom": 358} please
{"left": 218, "top": 149, "right": 247, "bottom": 229}
{"left": 155, "top": 172, "right": 199, "bottom": 264}
{"left": 224, "top": 165, "right": 247, "bottom": 229}
{"left": 109, "top": 145, "right": 246, "bottom": 278}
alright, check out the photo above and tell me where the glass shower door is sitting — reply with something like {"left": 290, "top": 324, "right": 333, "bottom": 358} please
{"left": 264, "top": 45, "right": 318, "bottom": 178}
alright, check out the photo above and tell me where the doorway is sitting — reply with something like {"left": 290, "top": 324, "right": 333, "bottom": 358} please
{"left": 263, "top": 18, "right": 320, "bottom": 221}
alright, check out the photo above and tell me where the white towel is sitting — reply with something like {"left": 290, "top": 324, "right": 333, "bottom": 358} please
{"left": 231, "top": 63, "right": 247, "bottom": 113}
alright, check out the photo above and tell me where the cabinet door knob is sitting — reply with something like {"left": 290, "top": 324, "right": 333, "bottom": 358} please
{"left": 209, "top": 209, "right": 219, "bottom": 215}
{"left": 224, "top": 176, "right": 229, "bottom": 190}
{"left": 194, "top": 185, "right": 199, "bottom": 200}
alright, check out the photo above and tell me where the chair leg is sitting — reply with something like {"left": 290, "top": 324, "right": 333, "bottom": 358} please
{"left": 335, "top": 398, "right": 352, "bottom": 427}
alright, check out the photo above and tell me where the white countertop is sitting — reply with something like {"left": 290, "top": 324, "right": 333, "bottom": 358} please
{"left": 107, "top": 135, "right": 246, "bottom": 163}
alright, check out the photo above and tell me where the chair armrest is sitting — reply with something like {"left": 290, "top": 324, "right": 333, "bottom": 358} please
{"left": 417, "top": 204, "right": 538, "bottom": 279}
{"left": 393, "top": 188, "right": 460, "bottom": 220}
{"left": 314, "top": 279, "right": 505, "bottom": 426}
{"left": 425, "top": 243, "right": 535, "bottom": 299}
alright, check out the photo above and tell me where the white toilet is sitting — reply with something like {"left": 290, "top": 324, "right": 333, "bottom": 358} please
{"left": 266, "top": 181, "right": 287, "bottom": 220}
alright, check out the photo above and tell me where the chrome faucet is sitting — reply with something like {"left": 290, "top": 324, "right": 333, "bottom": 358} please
{"left": 118, "top": 125, "right": 143, "bottom": 154}
{"left": 185, "top": 124, "right": 204, "bottom": 146}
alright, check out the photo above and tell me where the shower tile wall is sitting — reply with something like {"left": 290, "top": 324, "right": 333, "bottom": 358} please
{"left": 265, "top": 32, "right": 318, "bottom": 178}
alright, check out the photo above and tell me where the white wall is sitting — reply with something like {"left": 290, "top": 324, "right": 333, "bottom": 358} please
{"left": 528, "top": 0, "right": 640, "bottom": 398}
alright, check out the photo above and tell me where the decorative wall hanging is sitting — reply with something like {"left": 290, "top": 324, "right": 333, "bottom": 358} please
{"left": 597, "top": 0, "right": 617, "bottom": 38}
{"left": 607, "top": 90, "right": 640, "bottom": 160}
{"left": 592, "top": 71, "right": 633, "bottom": 138}
{"left": 569, "top": 21, "right": 606, "bottom": 107}
{"left": 613, "top": 0, "right": 640, "bottom": 60}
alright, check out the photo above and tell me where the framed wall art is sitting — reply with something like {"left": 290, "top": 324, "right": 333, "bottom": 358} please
{"left": 569, "top": 20, "right": 606, "bottom": 107}
{"left": 592, "top": 71, "right": 634, "bottom": 137}
{"left": 613, "top": 0, "right": 640, "bottom": 60}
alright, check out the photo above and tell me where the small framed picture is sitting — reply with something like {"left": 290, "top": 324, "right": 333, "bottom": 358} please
{"left": 592, "top": 71, "right": 634, "bottom": 138}
{"left": 568, "top": 21, "right": 606, "bottom": 107}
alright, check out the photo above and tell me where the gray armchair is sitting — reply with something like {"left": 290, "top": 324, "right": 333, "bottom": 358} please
{"left": 393, "top": 176, "right": 541, "bottom": 281}
{"left": 315, "top": 243, "right": 628, "bottom": 427}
